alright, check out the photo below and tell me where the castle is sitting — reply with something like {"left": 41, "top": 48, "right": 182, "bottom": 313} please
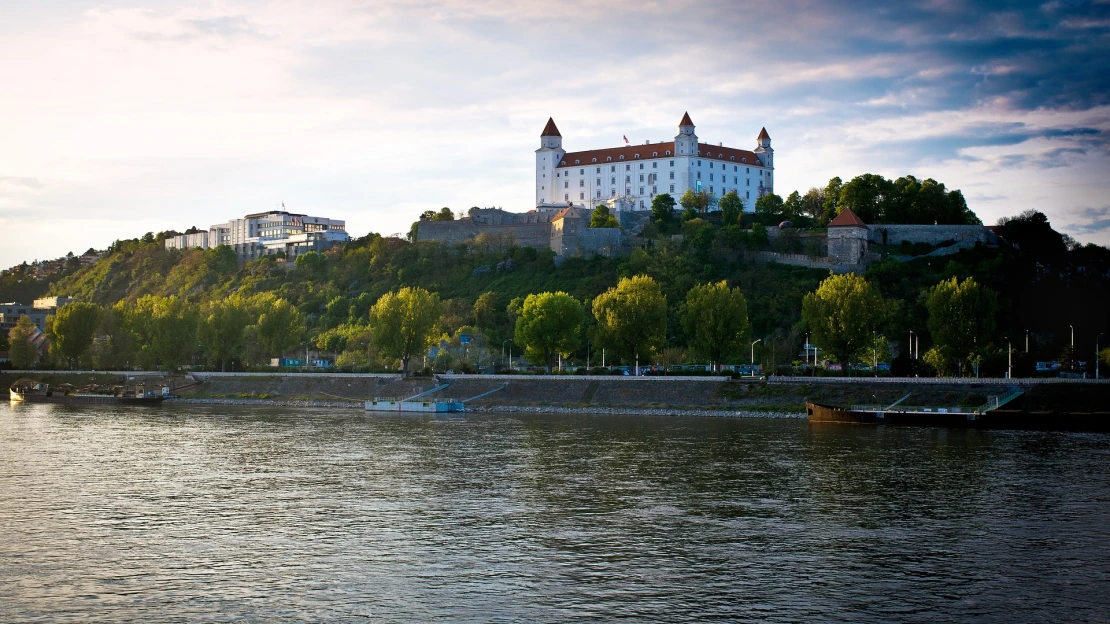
{"left": 536, "top": 113, "right": 774, "bottom": 212}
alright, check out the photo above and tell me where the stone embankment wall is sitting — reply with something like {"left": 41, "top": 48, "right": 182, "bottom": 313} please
{"left": 745, "top": 251, "right": 861, "bottom": 274}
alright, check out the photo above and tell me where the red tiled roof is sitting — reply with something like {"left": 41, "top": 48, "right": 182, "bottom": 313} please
{"left": 679, "top": 111, "right": 694, "bottom": 126}
{"left": 828, "top": 207, "right": 867, "bottom": 227}
{"left": 552, "top": 207, "right": 585, "bottom": 221}
{"left": 757, "top": 127, "right": 770, "bottom": 141}
{"left": 541, "top": 117, "right": 561, "bottom": 137}
{"left": 557, "top": 142, "right": 766, "bottom": 168}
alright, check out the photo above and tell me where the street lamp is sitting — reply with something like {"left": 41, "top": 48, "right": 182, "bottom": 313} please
{"left": 1071, "top": 324, "right": 1074, "bottom": 349}
{"left": 751, "top": 339, "right": 762, "bottom": 370}
{"left": 1025, "top": 329, "right": 1029, "bottom": 354}
{"left": 1005, "top": 337, "right": 1012, "bottom": 379}
{"left": 909, "top": 330, "right": 916, "bottom": 360}
{"left": 1097, "top": 333, "right": 1103, "bottom": 380}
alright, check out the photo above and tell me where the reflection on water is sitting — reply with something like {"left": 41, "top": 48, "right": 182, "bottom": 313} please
{"left": 1, "top": 403, "right": 1108, "bottom": 622}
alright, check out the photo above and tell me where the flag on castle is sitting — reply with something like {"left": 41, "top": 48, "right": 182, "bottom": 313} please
{"left": 623, "top": 135, "right": 629, "bottom": 145}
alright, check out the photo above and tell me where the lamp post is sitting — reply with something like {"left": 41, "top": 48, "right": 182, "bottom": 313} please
{"left": 1025, "top": 329, "right": 1029, "bottom": 354}
{"left": 502, "top": 340, "right": 509, "bottom": 371}
{"left": 1071, "top": 324, "right": 1074, "bottom": 348}
{"left": 1097, "top": 333, "right": 1103, "bottom": 380}
{"left": 1006, "top": 337, "right": 1012, "bottom": 379}
{"left": 751, "top": 339, "right": 762, "bottom": 374}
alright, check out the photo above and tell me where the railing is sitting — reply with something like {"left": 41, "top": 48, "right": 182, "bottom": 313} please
{"left": 770, "top": 376, "right": 1108, "bottom": 385}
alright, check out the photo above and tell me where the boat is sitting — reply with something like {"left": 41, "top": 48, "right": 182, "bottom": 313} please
{"left": 806, "top": 389, "right": 1110, "bottom": 432}
{"left": 364, "top": 399, "right": 464, "bottom": 413}
{"left": 9, "top": 378, "right": 168, "bottom": 406}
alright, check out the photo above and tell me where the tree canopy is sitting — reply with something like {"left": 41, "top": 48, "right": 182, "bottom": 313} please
{"left": 592, "top": 275, "right": 667, "bottom": 367}
{"left": 52, "top": 301, "right": 101, "bottom": 369}
{"left": 924, "top": 276, "right": 998, "bottom": 376}
{"left": 513, "top": 291, "right": 584, "bottom": 372}
{"left": 370, "top": 286, "right": 442, "bottom": 375}
{"left": 683, "top": 281, "right": 749, "bottom": 371}
{"left": 801, "top": 273, "right": 886, "bottom": 371}
{"left": 8, "top": 316, "right": 39, "bottom": 369}
{"left": 589, "top": 204, "right": 619, "bottom": 229}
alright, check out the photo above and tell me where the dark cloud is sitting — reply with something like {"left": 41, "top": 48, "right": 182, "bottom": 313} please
{"left": 1066, "top": 206, "right": 1110, "bottom": 234}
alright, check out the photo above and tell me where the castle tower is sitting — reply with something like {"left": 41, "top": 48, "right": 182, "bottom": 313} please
{"left": 536, "top": 118, "right": 565, "bottom": 205}
{"left": 754, "top": 127, "right": 773, "bottom": 168}
{"left": 827, "top": 207, "right": 869, "bottom": 265}
{"left": 674, "top": 111, "right": 698, "bottom": 156}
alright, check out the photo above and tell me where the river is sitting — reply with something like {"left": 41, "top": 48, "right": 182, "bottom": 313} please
{"left": 1, "top": 403, "right": 1108, "bottom": 622}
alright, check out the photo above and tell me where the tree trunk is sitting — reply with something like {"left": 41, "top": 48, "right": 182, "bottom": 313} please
{"left": 402, "top": 356, "right": 410, "bottom": 377}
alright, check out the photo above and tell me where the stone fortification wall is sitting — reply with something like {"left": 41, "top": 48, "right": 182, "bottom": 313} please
{"left": 746, "top": 251, "right": 863, "bottom": 274}
{"left": 869, "top": 224, "right": 995, "bottom": 247}
{"left": 418, "top": 210, "right": 553, "bottom": 248}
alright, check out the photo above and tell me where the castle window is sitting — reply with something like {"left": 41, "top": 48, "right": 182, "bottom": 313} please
{"left": 669, "top": 184, "right": 675, "bottom": 192}
{"left": 710, "top": 186, "right": 714, "bottom": 193}
{"left": 639, "top": 163, "right": 644, "bottom": 170}
{"left": 653, "top": 152, "right": 658, "bottom": 157}
{"left": 640, "top": 200, "right": 645, "bottom": 209}
{"left": 734, "top": 166, "right": 737, "bottom": 171}
{"left": 597, "top": 190, "right": 602, "bottom": 198}
{"left": 565, "top": 193, "right": 569, "bottom": 201}
{"left": 611, "top": 165, "right": 616, "bottom": 172}
{"left": 556, "top": 172, "right": 560, "bottom": 177}
{"left": 730, "top": 157, "right": 734, "bottom": 161}
{"left": 565, "top": 181, "right": 569, "bottom": 188}
{"left": 619, "top": 155, "right": 624, "bottom": 160}
{"left": 746, "top": 191, "right": 750, "bottom": 199}
{"left": 697, "top": 172, "right": 701, "bottom": 180}
{"left": 596, "top": 167, "right": 600, "bottom": 173}
{"left": 580, "top": 180, "right": 584, "bottom": 187}
{"left": 734, "top": 177, "right": 738, "bottom": 184}
{"left": 639, "top": 187, "right": 644, "bottom": 194}
{"left": 639, "top": 174, "right": 644, "bottom": 182}
{"left": 596, "top": 178, "right": 601, "bottom": 186}
{"left": 652, "top": 162, "right": 657, "bottom": 169}
{"left": 626, "top": 164, "right": 630, "bottom": 171}
{"left": 742, "top": 158, "right": 746, "bottom": 163}
{"left": 710, "top": 173, "right": 714, "bottom": 181}
{"left": 634, "top": 154, "right": 640, "bottom": 159}
{"left": 746, "top": 168, "right": 750, "bottom": 173}
{"left": 607, "top": 157, "right": 612, "bottom": 162}
{"left": 611, "top": 177, "right": 616, "bottom": 184}
{"left": 710, "top": 162, "right": 714, "bottom": 169}
{"left": 669, "top": 160, "right": 674, "bottom": 166}
{"left": 669, "top": 171, "right": 674, "bottom": 180}
{"left": 718, "top": 154, "right": 723, "bottom": 159}
{"left": 625, "top": 175, "right": 631, "bottom": 183}
{"left": 580, "top": 192, "right": 584, "bottom": 200}
{"left": 697, "top": 160, "right": 702, "bottom": 166}
{"left": 592, "top": 159, "right": 597, "bottom": 163}
{"left": 652, "top": 186, "right": 657, "bottom": 194}
{"left": 580, "top": 168, "right": 584, "bottom": 174}
{"left": 575, "top": 160, "right": 580, "bottom": 165}
{"left": 746, "top": 179, "right": 749, "bottom": 186}
{"left": 666, "top": 151, "right": 671, "bottom": 156}
{"left": 561, "top": 161, "right": 566, "bottom": 165}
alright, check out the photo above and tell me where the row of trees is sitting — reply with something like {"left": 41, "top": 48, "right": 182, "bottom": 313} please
{"left": 801, "top": 272, "right": 1003, "bottom": 375}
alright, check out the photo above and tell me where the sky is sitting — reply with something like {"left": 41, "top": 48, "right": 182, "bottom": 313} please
{"left": 1, "top": 0, "right": 1108, "bottom": 268}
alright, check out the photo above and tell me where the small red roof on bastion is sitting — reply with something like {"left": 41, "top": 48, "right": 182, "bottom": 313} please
{"left": 828, "top": 207, "right": 867, "bottom": 227}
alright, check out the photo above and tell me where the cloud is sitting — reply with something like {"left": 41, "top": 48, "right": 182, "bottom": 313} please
{"left": 1065, "top": 206, "right": 1110, "bottom": 235}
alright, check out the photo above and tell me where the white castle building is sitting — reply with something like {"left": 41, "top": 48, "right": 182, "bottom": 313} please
{"left": 536, "top": 112, "right": 773, "bottom": 212}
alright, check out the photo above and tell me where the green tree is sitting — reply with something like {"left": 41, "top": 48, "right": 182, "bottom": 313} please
{"left": 436, "top": 207, "right": 454, "bottom": 221}
{"left": 838, "top": 173, "right": 895, "bottom": 223}
{"left": 592, "top": 275, "right": 667, "bottom": 368}
{"left": 651, "top": 193, "right": 676, "bottom": 224}
{"left": 295, "top": 251, "right": 328, "bottom": 280}
{"left": 513, "top": 292, "right": 585, "bottom": 372}
{"left": 589, "top": 204, "right": 619, "bottom": 228}
{"left": 783, "top": 190, "right": 804, "bottom": 221}
{"left": 801, "top": 273, "right": 886, "bottom": 372}
{"left": 683, "top": 281, "right": 750, "bottom": 371}
{"left": 369, "top": 286, "right": 443, "bottom": 375}
{"left": 680, "top": 189, "right": 710, "bottom": 215}
{"left": 925, "top": 276, "right": 998, "bottom": 376}
{"left": 52, "top": 301, "right": 101, "bottom": 369}
{"left": 198, "top": 297, "right": 251, "bottom": 371}
{"left": 8, "top": 316, "right": 39, "bottom": 369}
{"left": 255, "top": 295, "right": 305, "bottom": 360}
{"left": 473, "top": 291, "right": 507, "bottom": 342}
{"left": 820, "top": 177, "right": 843, "bottom": 224}
{"left": 129, "top": 296, "right": 199, "bottom": 370}
{"left": 718, "top": 191, "right": 744, "bottom": 226}
{"left": 801, "top": 187, "right": 825, "bottom": 220}
{"left": 754, "top": 193, "right": 785, "bottom": 225}
{"left": 91, "top": 304, "right": 136, "bottom": 369}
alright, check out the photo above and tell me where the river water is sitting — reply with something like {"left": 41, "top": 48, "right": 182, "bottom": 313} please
{"left": 1, "top": 404, "right": 1108, "bottom": 622}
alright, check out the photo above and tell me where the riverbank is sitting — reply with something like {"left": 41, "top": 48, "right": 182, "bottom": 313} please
{"left": 5, "top": 371, "right": 1104, "bottom": 415}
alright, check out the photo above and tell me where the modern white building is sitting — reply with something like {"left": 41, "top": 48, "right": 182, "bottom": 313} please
{"left": 536, "top": 113, "right": 773, "bottom": 212}
{"left": 165, "top": 210, "right": 349, "bottom": 260}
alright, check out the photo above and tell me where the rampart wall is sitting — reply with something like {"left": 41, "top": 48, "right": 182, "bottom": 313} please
{"left": 869, "top": 225, "right": 995, "bottom": 247}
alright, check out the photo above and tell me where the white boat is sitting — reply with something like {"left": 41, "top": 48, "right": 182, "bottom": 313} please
{"left": 365, "top": 399, "right": 464, "bottom": 413}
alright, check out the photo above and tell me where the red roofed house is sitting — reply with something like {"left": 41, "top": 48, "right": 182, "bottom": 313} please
{"left": 536, "top": 113, "right": 774, "bottom": 214}
{"left": 827, "top": 207, "right": 870, "bottom": 264}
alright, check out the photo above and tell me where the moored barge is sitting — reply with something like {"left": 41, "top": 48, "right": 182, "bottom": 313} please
{"left": 9, "top": 379, "right": 168, "bottom": 406}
